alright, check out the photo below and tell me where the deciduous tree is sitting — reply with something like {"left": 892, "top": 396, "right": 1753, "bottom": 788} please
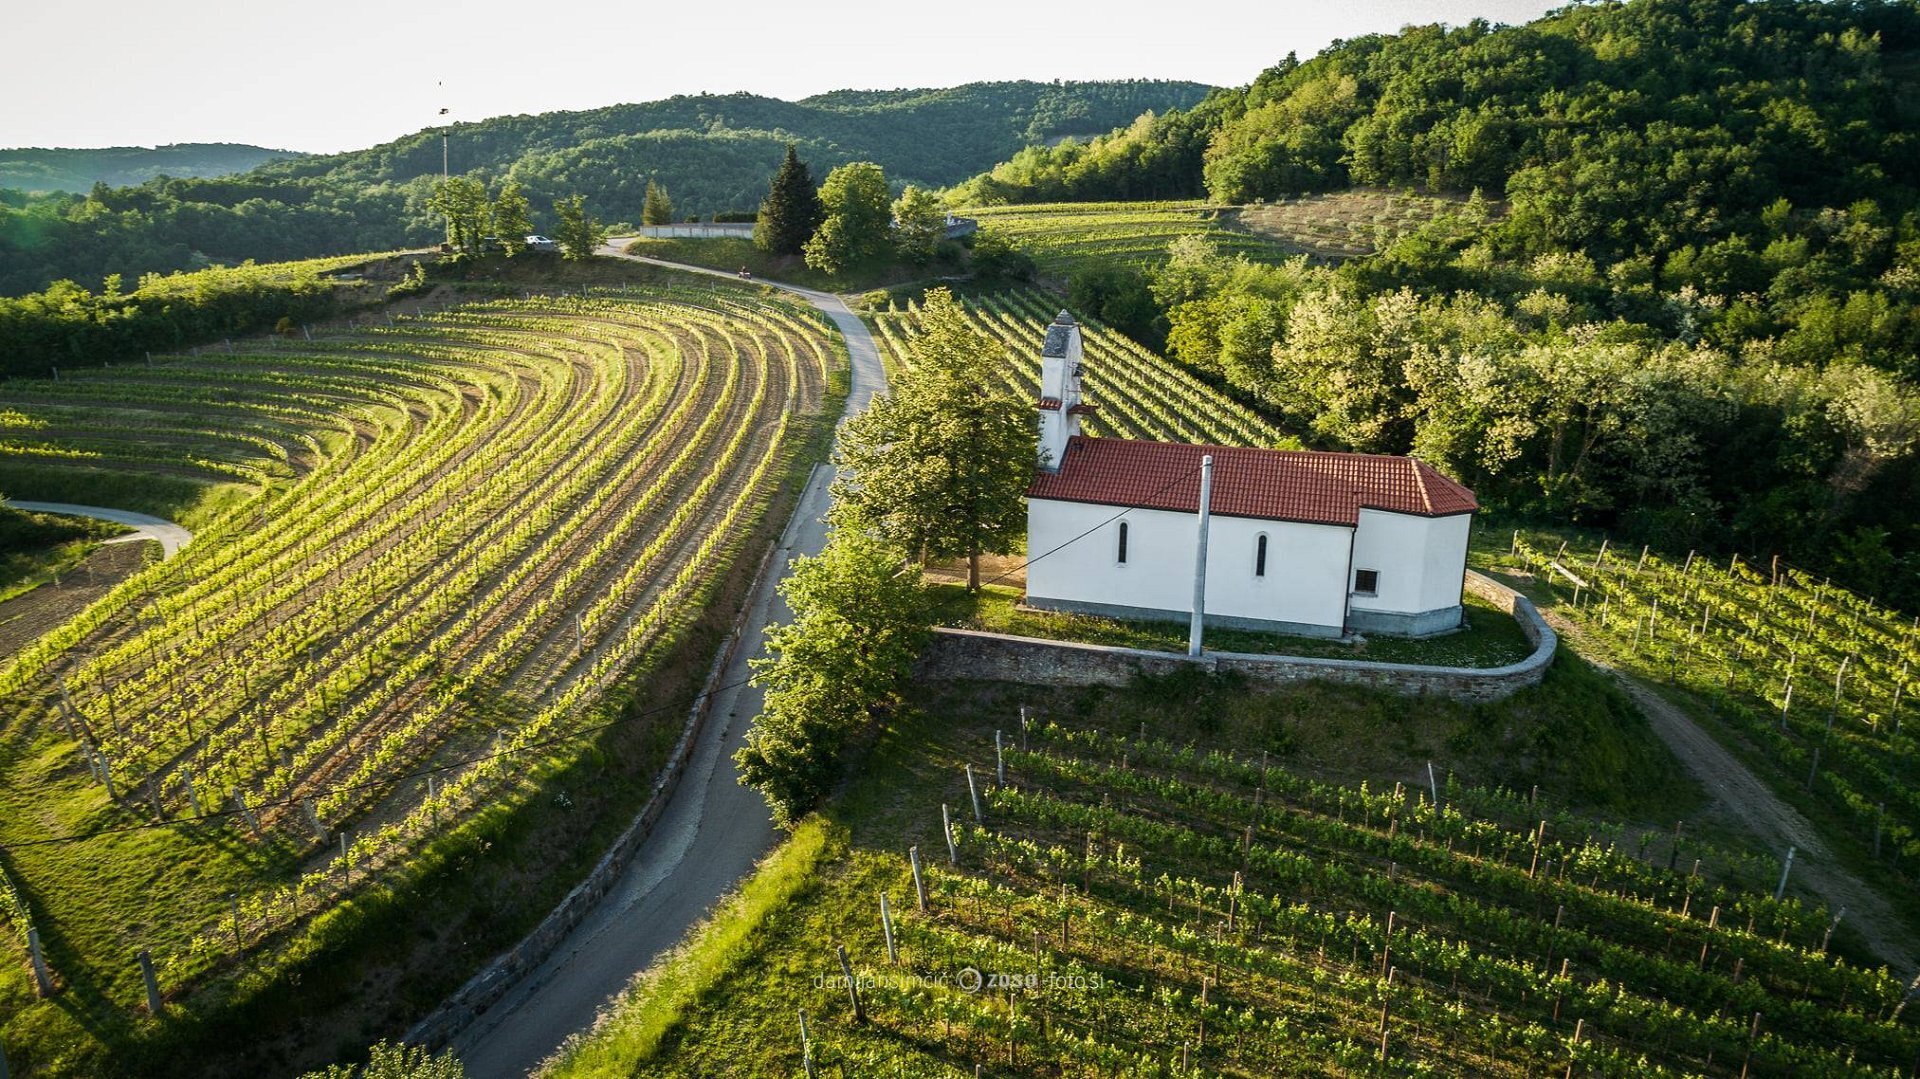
{"left": 831, "top": 288, "right": 1034, "bottom": 589}
{"left": 734, "top": 530, "right": 928, "bottom": 825}
{"left": 803, "top": 162, "right": 893, "bottom": 276}
{"left": 490, "top": 182, "right": 533, "bottom": 255}
{"left": 890, "top": 185, "right": 945, "bottom": 265}
{"left": 426, "top": 176, "right": 490, "bottom": 255}
{"left": 552, "top": 195, "right": 606, "bottom": 261}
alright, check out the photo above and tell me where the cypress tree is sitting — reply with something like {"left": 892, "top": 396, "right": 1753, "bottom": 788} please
{"left": 754, "top": 144, "right": 826, "bottom": 255}
{"left": 642, "top": 179, "right": 674, "bottom": 226}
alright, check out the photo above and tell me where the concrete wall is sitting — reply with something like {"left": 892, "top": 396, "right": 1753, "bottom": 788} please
{"left": 922, "top": 570, "right": 1556, "bottom": 702}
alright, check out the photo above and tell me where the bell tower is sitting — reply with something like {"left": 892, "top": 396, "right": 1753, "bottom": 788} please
{"left": 1036, "top": 311, "right": 1094, "bottom": 469}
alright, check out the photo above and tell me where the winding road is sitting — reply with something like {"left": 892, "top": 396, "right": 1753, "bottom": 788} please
{"left": 9, "top": 501, "right": 192, "bottom": 557}
{"left": 446, "top": 249, "right": 888, "bottom": 1077}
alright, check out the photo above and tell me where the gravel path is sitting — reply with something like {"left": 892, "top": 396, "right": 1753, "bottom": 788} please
{"left": 10, "top": 501, "right": 192, "bottom": 558}
{"left": 447, "top": 251, "right": 887, "bottom": 1078}
{"left": 1547, "top": 610, "right": 1919, "bottom": 973}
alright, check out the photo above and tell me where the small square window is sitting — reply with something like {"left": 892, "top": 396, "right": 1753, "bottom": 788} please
{"left": 1354, "top": 569, "right": 1379, "bottom": 596}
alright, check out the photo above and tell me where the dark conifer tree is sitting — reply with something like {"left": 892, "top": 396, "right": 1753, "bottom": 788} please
{"left": 754, "top": 144, "right": 826, "bottom": 255}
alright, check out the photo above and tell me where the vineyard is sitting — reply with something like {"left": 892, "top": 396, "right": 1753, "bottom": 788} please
{"left": 1503, "top": 533, "right": 1920, "bottom": 897}
{"left": 0, "top": 281, "right": 839, "bottom": 1073}
{"left": 870, "top": 287, "right": 1290, "bottom": 449}
{"left": 551, "top": 682, "right": 1919, "bottom": 1077}
{"left": 1232, "top": 190, "right": 1474, "bottom": 261}
{"left": 965, "top": 191, "right": 1467, "bottom": 276}
{"left": 967, "top": 202, "right": 1291, "bottom": 276}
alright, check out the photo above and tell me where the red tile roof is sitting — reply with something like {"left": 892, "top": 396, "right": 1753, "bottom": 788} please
{"left": 1028, "top": 437, "right": 1477, "bottom": 526}
{"left": 1035, "top": 397, "right": 1062, "bottom": 411}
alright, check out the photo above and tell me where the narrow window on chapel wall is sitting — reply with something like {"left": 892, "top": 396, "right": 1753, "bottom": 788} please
{"left": 1354, "top": 568, "right": 1379, "bottom": 595}
{"left": 1117, "top": 521, "right": 1129, "bottom": 564}
{"left": 1255, "top": 534, "right": 1268, "bottom": 577}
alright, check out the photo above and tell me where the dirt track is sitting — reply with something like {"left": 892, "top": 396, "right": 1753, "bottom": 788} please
{"left": 1547, "top": 610, "right": 1920, "bottom": 973}
{"left": 0, "top": 541, "right": 156, "bottom": 658}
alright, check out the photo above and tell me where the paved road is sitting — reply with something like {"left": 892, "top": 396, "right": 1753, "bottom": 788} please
{"left": 9, "top": 502, "right": 192, "bottom": 558}
{"left": 1545, "top": 610, "right": 1919, "bottom": 973}
{"left": 449, "top": 250, "right": 887, "bottom": 1078}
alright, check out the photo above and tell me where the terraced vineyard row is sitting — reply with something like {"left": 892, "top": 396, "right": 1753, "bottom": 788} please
{"left": 1506, "top": 534, "right": 1920, "bottom": 878}
{"left": 0, "top": 283, "right": 838, "bottom": 1047}
{"left": 599, "top": 711, "right": 1919, "bottom": 1076}
{"left": 871, "top": 288, "right": 1290, "bottom": 449}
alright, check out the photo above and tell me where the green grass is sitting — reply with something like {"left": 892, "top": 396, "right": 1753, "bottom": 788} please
{"left": 928, "top": 582, "right": 1535, "bottom": 668}
{"left": 0, "top": 464, "right": 250, "bottom": 532}
{"left": 0, "top": 506, "right": 129, "bottom": 602}
{"left": 546, "top": 818, "right": 833, "bottom": 1075}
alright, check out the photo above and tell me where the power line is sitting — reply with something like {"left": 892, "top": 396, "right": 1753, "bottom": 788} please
{"left": 978, "top": 458, "right": 1206, "bottom": 591}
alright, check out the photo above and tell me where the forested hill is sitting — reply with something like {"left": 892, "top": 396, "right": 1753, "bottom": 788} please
{"left": 0, "top": 80, "right": 1208, "bottom": 297}
{"left": 0, "top": 143, "right": 300, "bottom": 193}
{"left": 951, "top": 0, "right": 1920, "bottom": 607}
{"left": 951, "top": 1, "right": 1920, "bottom": 215}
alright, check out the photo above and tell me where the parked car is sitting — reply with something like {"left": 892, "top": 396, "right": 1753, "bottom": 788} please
{"left": 525, "top": 235, "right": 559, "bottom": 253}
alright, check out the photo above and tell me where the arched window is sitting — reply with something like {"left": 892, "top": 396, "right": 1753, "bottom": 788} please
{"left": 1254, "top": 533, "right": 1268, "bottom": 577}
{"left": 1117, "top": 521, "right": 1129, "bottom": 564}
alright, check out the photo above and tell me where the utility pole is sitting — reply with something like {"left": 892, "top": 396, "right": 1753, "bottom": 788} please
{"left": 1188, "top": 454, "right": 1214, "bottom": 658}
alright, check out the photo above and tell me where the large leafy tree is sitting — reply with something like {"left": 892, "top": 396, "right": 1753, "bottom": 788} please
{"left": 734, "top": 530, "right": 928, "bottom": 825}
{"left": 551, "top": 195, "right": 606, "bottom": 261}
{"left": 426, "top": 176, "right": 491, "bottom": 255}
{"left": 641, "top": 179, "right": 675, "bottom": 225}
{"left": 890, "top": 185, "right": 946, "bottom": 265}
{"left": 490, "top": 181, "right": 533, "bottom": 255}
{"left": 803, "top": 162, "right": 893, "bottom": 276}
{"left": 753, "top": 143, "right": 825, "bottom": 256}
{"left": 831, "top": 288, "right": 1034, "bottom": 589}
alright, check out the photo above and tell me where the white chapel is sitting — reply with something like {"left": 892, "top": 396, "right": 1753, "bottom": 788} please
{"left": 1024, "top": 311, "right": 1478, "bottom": 639}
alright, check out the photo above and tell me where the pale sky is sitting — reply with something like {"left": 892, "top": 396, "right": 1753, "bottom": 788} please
{"left": 4, "top": 0, "right": 1563, "bottom": 154}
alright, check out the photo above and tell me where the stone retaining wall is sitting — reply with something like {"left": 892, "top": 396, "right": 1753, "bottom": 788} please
{"left": 917, "top": 571, "right": 1555, "bottom": 703}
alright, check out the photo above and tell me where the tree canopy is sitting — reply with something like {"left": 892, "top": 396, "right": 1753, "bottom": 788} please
{"left": 734, "top": 529, "right": 928, "bottom": 826}
{"left": 803, "top": 162, "right": 894, "bottom": 276}
{"left": 831, "top": 288, "right": 1034, "bottom": 589}
{"left": 552, "top": 195, "right": 606, "bottom": 261}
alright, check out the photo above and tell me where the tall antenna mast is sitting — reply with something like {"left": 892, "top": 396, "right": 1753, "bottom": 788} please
{"left": 437, "top": 81, "right": 451, "bottom": 179}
